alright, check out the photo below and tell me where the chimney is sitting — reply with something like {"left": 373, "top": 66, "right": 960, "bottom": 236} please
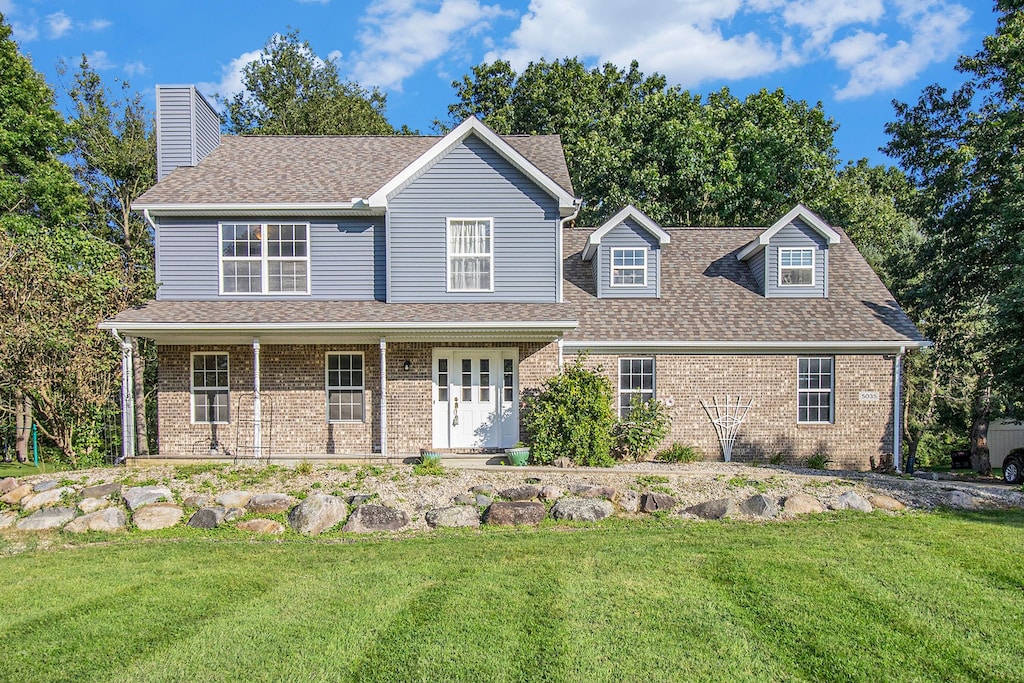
{"left": 155, "top": 85, "right": 221, "bottom": 181}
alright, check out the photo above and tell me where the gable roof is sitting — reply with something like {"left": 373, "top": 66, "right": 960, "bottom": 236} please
{"left": 581, "top": 205, "right": 671, "bottom": 261}
{"left": 736, "top": 204, "right": 841, "bottom": 261}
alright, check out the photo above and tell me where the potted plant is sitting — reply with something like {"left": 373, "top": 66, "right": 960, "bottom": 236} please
{"left": 504, "top": 442, "right": 530, "bottom": 466}
{"left": 419, "top": 448, "right": 443, "bottom": 466}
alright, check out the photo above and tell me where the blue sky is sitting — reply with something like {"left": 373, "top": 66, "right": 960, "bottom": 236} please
{"left": 2, "top": 0, "right": 998, "bottom": 166}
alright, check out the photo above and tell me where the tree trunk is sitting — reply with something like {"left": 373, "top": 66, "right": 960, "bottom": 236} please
{"left": 131, "top": 337, "right": 149, "bottom": 457}
{"left": 970, "top": 380, "right": 992, "bottom": 476}
{"left": 14, "top": 389, "right": 30, "bottom": 463}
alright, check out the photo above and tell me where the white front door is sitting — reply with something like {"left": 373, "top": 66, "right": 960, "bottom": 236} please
{"left": 432, "top": 348, "right": 518, "bottom": 449}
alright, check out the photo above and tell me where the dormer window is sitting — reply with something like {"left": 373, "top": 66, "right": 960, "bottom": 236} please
{"left": 611, "top": 248, "right": 647, "bottom": 287}
{"left": 779, "top": 248, "right": 814, "bottom": 286}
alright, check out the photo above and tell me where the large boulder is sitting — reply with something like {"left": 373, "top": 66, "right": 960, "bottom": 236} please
{"left": 499, "top": 485, "right": 540, "bottom": 501}
{"left": 183, "top": 494, "right": 211, "bottom": 508}
{"left": 288, "top": 494, "right": 347, "bottom": 535}
{"left": 0, "top": 510, "right": 19, "bottom": 529}
{"left": 16, "top": 508, "right": 76, "bottom": 531}
{"left": 343, "top": 505, "right": 409, "bottom": 533}
{"left": 346, "top": 494, "right": 374, "bottom": 507}
{"left": 247, "top": 493, "right": 295, "bottom": 514}
{"left": 453, "top": 493, "right": 475, "bottom": 506}
{"left": 550, "top": 498, "right": 614, "bottom": 522}
{"left": 831, "top": 491, "right": 873, "bottom": 513}
{"left": 78, "top": 497, "right": 111, "bottom": 514}
{"left": 869, "top": 494, "right": 906, "bottom": 512}
{"left": 1, "top": 483, "right": 32, "bottom": 505}
{"left": 188, "top": 506, "right": 227, "bottom": 529}
{"left": 483, "top": 501, "right": 546, "bottom": 526}
{"left": 580, "top": 485, "right": 617, "bottom": 500}
{"left": 942, "top": 490, "right": 979, "bottom": 510}
{"left": 33, "top": 480, "right": 59, "bottom": 492}
{"left": 21, "top": 487, "right": 74, "bottom": 512}
{"left": 471, "top": 484, "right": 494, "bottom": 495}
{"left": 539, "top": 485, "right": 563, "bottom": 501}
{"left": 80, "top": 482, "right": 121, "bottom": 499}
{"left": 65, "top": 508, "right": 126, "bottom": 534}
{"left": 0, "top": 477, "right": 18, "bottom": 494}
{"left": 123, "top": 486, "right": 173, "bottom": 511}
{"left": 740, "top": 494, "right": 779, "bottom": 518}
{"left": 783, "top": 494, "right": 826, "bottom": 516}
{"left": 475, "top": 494, "right": 493, "bottom": 507}
{"left": 214, "top": 490, "right": 253, "bottom": 509}
{"left": 686, "top": 498, "right": 738, "bottom": 520}
{"left": 616, "top": 489, "right": 640, "bottom": 513}
{"left": 425, "top": 506, "right": 480, "bottom": 528}
{"left": 132, "top": 503, "right": 184, "bottom": 530}
{"left": 236, "top": 519, "right": 286, "bottom": 534}
{"left": 640, "top": 492, "right": 676, "bottom": 513}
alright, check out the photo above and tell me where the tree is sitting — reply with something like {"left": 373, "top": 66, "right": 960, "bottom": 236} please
{"left": 222, "top": 29, "right": 394, "bottom": 135}
{"left": 885, "top": 0, "right": 1024, "bottom": 474}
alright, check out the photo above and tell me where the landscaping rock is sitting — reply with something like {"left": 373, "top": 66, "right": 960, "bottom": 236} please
{"left": 0, "top": 483, "right": 32, "bottom": 505}
{"left": 581, "top": 485, "right": 617, "bottom": 500}
{"left": 16, "top": 507, "right": 76, "bottom": 531}
{"left": 640, "top": 492, "right": 676, "bottom": 513}
{"left": 686, "top": 498, "right": 737, "bottom": 520}
{"left": 539, "top": 485, "right": 563, "bottom": 501}
{"left": 783, "top": 494, "right": 826, "bottom": 515}
{"left": 453, "top": 493, "right": 475, "bottom": 506}
{"left": 869, "top": 494, "right": 906, "bottom": 512}
{"left": 33, "top": 480, "right": 59, "bottom": 492}
{"left": 132, "top": 503, "right": 184, "bottom": 530}
{"left": 616, "top": 489, "right": 640, "bottom": 513}
{"left": 0, "top": 477, "right": 18, "bottom": 494}
{"left": 80, "top": 482, "right": 120, "bottom": 499}
{"left": 942, "top": 490, "right": 979, "bottom": 510}
{"left": 550, "top": 498, "right": 614, "bottom": 522}
{"left": 65, "top": 508, "right": 126, "bottom": 534}
{"left": 183, "top": 494, "right": 211, "bottom": 508}
{"left": 471, "top": 484, "right": 494, "bottom": 495}
{"left": 832, "top": 491, "right": 873, "bottom": 513}
{"left": 500, "top": 485, "right": 541, "bottom": 501}
{"left": 740, "top": 494, "right": 779, "bottom": 518}
{"left": 21, "top": 487, "right": 74, "bottom": 511}
{"left": 188, "top": 506, "right": 227, "bottom": 529}
{"left": 346, "top": 494, "right": 374, "bottom": 507}
{"left": 224, "top": 507, "right": 245, "bottom": 522}
{"left": 474, "top": 494, "right": 493, "bottom": 507}
{"left": 425, "top": 506, "right": 480, "bottom": 528}
{"left": 214, "top": 490, "right": 252, "bottom": 509}
{"left": 483, "top": 501, "right": 546, "bottom": 526}
{"left": 236, "top": 519, "right": 285, "bottom": 534}
{"left": 0, "top": 510, "right": 18, "bottom": 529}
{"left": 553, "top": 457, "right": 573, "bottom": 468}
{"left": 343, "top": 504, "right": 409, "bottom": 533}
{"left": 247, "top": 493, "right": 295, "bottom": 514}
{"left": 123, "top": 486, "right": 173, "bottom": 510}
{"left": 288, "top": 494, "right": 347, "bottom": 535}
{"left": 78, "top": 497, "right": 111, "bottom": 514}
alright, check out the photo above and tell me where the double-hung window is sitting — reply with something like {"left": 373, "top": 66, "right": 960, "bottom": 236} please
{"left": 220, "top": 223, "right": 309, "bottom": 294}
{"left": 611, "top": 248, "right": 647, "bottom": 287}
{"left": 326, "top": 353, "right": 364, "bottom": 422}
{"left": 447, "top": 218, "right": 493, "bottom": 292}
{"left": 618, "top": 357, "right": 654, "bottom": 418}
{"left": 779, "top": 247, "right": 814, "bottom": 286}
{"left": 191, "top": 353, "right": 229, "bottom": 424}
{"left": 797, "top": 357, "right": 833, "bottom": 423}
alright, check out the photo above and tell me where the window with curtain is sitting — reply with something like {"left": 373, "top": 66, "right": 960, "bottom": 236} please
{"left": 448, "top": 218, "right": 493, "bottom": 292}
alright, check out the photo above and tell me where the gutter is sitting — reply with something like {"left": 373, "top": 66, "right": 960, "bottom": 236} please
{"left": 98, "top": 319, "right": 579, "bottom": 333}
{"left": 562, "top": 340, "right": 932, "bottom": 353}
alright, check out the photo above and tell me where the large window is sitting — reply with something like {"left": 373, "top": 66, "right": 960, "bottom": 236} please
{"left": 611, "top": 248, "right": 647, "bottom": 287}
{"left": 220, "top": 223, "right": 309, "bottom": 294}
{"left": 326, "top": 353, "right": 364, "bottom": 422}
{"left": 447, "top": 218, "right": 493, "bottom": 292}
{"left": 191, "top": 353, "right": 229, "bottom": 424}
{"left": 618, "top": 357, "right": 654, "bottom": 418}
{"left": 779, "top": 247, "right": 814, "bottom": 286}
{"left": 798, "top": 357, "right": 833, "bottom": 423}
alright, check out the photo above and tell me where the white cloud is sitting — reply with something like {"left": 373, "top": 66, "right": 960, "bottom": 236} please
{"left": 45, "top": 11, "right": 72, "bottom": 38}
{"left": 11, "top": 21, "right": 38, "bottom": 42}
{"left": 197, "top": 47, "right": 264, "bottom": 102}
{"left": 124, "top": 60, "right": 147, "bottom": 77}
{"left": 87, "top": 18, "right": 112, "bottom": 31}
{"left": 85, "top": 50, "right": 114, "bottom": 70}
{"left": 350, "top": 0, "right": 512, "bottom": 90}
{"left": 777, "top": 0, "right": 885, "bottom": 48}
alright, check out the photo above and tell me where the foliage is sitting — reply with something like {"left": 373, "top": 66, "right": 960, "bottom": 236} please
{"left": 805, "top": 453, "right": 831, "bottom": 470}
{"left": 612, "top": 395, "right": 670, "bottom": 461}
{"left": 412, "top": 457, "right": 444, "bottom": 477}
{"left": 522, "top": 355, "right": 616, "bottom": 467}
{"left": 656, "top": 443, "right": 704, "bottom": 463}
{"left": 222, "top": 28, "right": 395, "bottom": 136}
{"left": 913, "top": 430, "right": 969, "bottom": 469}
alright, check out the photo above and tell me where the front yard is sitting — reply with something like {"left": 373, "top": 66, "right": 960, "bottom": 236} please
{"left": 1, "top": 511, "right": 1022, "bottom": 682}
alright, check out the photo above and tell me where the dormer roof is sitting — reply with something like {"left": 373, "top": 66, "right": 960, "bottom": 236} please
{"left": 581, "top": 205, "right": 671, "bottom": 261}
{"left": 736, "top": 204, "right": 841, "bottom": 261}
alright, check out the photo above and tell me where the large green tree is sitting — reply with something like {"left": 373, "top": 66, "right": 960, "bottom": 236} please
{"left": 885, "top": 0, "right": 1024, "bottom": 474}
{"left": 222, "top": 29, "right": 395, "bottom": 135}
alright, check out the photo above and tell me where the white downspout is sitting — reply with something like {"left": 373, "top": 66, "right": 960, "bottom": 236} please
{"left": 893, "top": 346, "right": 905, "bottom": 472}
{"left": 108, "top": 328, "right": 136, "bottom": 462}
{"left": 380, "top": 338, "right": 388, "bottom": 458}
{"left": 253, "top": 337, "right": 262, "bottom": 459}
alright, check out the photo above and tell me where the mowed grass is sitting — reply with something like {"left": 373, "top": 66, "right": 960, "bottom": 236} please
{"left": 1, "top": 511, "right": 1023, "bottom": 682}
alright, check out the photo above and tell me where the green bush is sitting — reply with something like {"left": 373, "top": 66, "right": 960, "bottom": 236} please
{"left": 805, "top": 452, "right": 831, "bottom": 470}
{"left": 912, "top": 430, "right": 967, "bottom": 468}
{"left": 613, "top": 396, "right": 670, "bottom": 461}
{"left": 656, "top": 443, "right": 703, "bottom": 463}
{"left": 522, "top": 355, "right": 616, "bottom": 467}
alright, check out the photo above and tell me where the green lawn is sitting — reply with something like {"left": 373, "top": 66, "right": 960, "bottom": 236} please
{"left": 0, "top": 460, "right": 72, "bottom": 478}
{"left": 2, "top": 511, "right": 1022, "bottom": 682}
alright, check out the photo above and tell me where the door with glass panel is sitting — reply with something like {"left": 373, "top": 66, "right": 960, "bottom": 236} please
{"left": 432, "top": 349, "right": 518, "bottom": 449}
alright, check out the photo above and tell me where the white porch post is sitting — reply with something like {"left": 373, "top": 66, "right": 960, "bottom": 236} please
{"left": 110, "top": 328, "right": 136, "bottom": 462}
{"left": 379, "top": 338, "right": 388, "bottom": 458}
{"left": 253, "top": 337, "right": 262, "bottom": 458}
{"left": 893, "top": 347, "right": 905, "bottom": 472}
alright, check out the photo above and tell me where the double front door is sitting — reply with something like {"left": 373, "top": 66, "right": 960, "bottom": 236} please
{"left": 432, "top": 348, "right": 518, "bottom": 449}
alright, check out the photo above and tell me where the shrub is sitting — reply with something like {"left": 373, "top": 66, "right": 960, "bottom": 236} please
{"left": 522, "top": 355, "right": 616, "bottom": 467}
{"left": 805, "top": 452, "right": 831, "bottom": 469}
{"left": 656, "top": 443, "right": 703, "bottom": 464}
{"left": 613, "top": 396, "right": 670, "bottom": 461}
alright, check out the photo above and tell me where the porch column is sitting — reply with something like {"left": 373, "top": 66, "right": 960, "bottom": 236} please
{"left": 253, "top": 337, "right": 262, "bottom": 458}
{"left": 893, "top": 347, "right": 905, "bottom": 472}
{"left": 379, "top": 338, "right": 388, "bottom": 458}
{"left": 111, "top": 328, "right": 136, "bottom": 462}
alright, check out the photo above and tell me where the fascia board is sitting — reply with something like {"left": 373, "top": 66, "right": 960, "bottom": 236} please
{"left": 99, "top": 319, "right": 579, "bottom": 333}
{"left": 736, "top": 204, "right": 841, "bottom": 261}
{"left": 563, "top": 339, "right": 932, "bottom": 353}
{"left": 583, "top": 205, "right": 671, "bottom": 261}
{"left": 132, "top": 202, "right": 383, "bottom": 217}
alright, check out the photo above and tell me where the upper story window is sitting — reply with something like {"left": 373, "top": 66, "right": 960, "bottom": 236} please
{"left": 611, "top": 248, "right": 647, "bottom": 287}
{"left": 797, "top": 357, "right": 833, "bottom": 424}
{"left": 220, "top": 223, "right": 309, "bottom": 295}
{"left": 779, "top": 247, "right": 814, "bottom": 287}
{"left": 447, "top": 218, "right": 493, "bottom": 292}
{"left": 191, "top": 352, "right": 229, "bottom": 424}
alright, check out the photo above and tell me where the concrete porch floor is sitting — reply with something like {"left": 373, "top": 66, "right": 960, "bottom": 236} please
{"left": 128, "top": 451, "right": 512, "bottom": 468}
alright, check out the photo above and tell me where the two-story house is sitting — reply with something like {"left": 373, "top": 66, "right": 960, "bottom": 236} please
{"left": 101, "top": 85, "right": 927, "bottom": 469}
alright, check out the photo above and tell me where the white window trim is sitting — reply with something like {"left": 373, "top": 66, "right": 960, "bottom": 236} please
{"left": 325, "top": 351, "right": 365, "bottom": 424}
{"left": 218, "top": 222, "right": 311, "bottom": 296}
{"left": 797, "top": 356, "right": 834, "bottom": 425}
{"left": 778, "top": 247, "right": 815, "bottom": 288}
{"left": 190, "top": 351, "right": 230, "bottom": 425}
{"left": 610, "top": 247, "right": 648, "bottom": 288}
{"left": 446, "top": 217, "right": 495, "bottom": 293}
{"left": 618, "top": 357, "right": 656, "bottom": 418}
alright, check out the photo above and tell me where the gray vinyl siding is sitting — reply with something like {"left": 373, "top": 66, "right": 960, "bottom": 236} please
{"left": 596, "top": 219, "right": 659, "bottom": 298}
{"left": 765, "top": 218, "right": 827, "bottom": 298}
{"left": 192, "top": 89, "right": 221, "bottom": 165}
{"left": 387, "top": 134, "right": 560, "bottom": 303}
{"left": 748, "top": 250, "right": 766, "bottom": 291}
{"left": 156, "top": 85, "right": 220, "bottom": 181}
{"left": 154, "top": 216, "right": 384, "bottom": 300}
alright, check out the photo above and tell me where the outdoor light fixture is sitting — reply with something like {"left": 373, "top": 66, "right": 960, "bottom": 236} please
{"left": 403, "top": 360, "right": 411, "bottom": 371}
